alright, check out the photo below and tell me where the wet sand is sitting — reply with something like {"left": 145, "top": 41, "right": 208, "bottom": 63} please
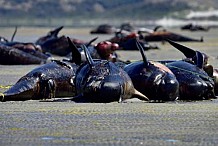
{"left": 0, "top": 27, "right": 218, "bottom": 146}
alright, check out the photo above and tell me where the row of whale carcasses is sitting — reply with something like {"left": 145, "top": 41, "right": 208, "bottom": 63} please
{"left": 0, "top": 30, "right": 217, "bottom": 102}
{"left": 2, "top": 27, "right": 216, "bottom": 102}
{"left": 0, "top": 24, "right": 206, "bottom": 65}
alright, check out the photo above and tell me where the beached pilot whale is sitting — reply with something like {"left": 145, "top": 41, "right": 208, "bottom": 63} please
{"left": 0, "top": 60, "right": 78, "bottom": 102}
{"left": 0, "top": 38, "right": 81, "bottom": 102}
{"left": 0, "top": 27, "right": 51, "bottom": 65}
{"left": 142, "top": 26, "right": 203, "bottom": 42}
{"left": 181, "top": 23, "right": 210, "bottom": 31}
{"left": 70, "top": 40, "right": 149, "bottom": 103}
{"left": 35, "top": 26, "right": 88, "bottom": 56}
{"left": 124, "top": 39, "right": 179, "bottom": 101}
{"left": 164, "top": 40, "right": 216, "bottom": 100}
{"left": 0, "top": 43, "right": 51, "bottom": 65}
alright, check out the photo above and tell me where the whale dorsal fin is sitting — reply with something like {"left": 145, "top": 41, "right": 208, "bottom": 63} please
{"left": 136, "top": 39, "right": 149, "bottom": 67}
{"left": 81, "top": 44, "right": 94, "bottom": 67}
{"left": 167, "top": 39, "right": 196, "bottom": 58}
{"left": 67, "top": 37, "right": 81, "bottom": 65}
{"left": 50, "top": 26, "right": 63, "bottom": 37}
{"left": 86, "top": 37, "right": 98, "bottom": 47}
{"left": 11, "top": 26, "right": 18, "bottom": 42}
{"left": 195, "top": 51, "right": 204, "bottom": 69}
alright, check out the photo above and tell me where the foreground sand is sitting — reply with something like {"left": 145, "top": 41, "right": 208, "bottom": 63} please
{"left": 0, "top": 27, "right": 218, "bottom": 145}
{"left": 0, "top": 100, "right": 217, "bottom": 146}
